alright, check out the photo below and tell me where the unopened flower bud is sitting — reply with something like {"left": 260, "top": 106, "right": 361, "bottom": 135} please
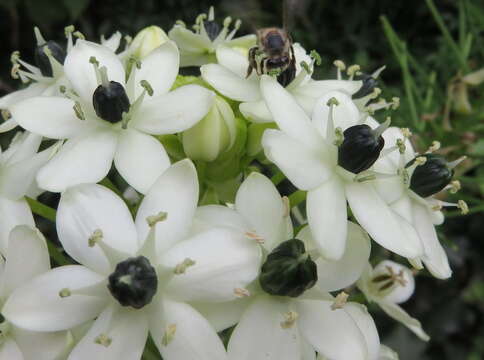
{"left": 130, "top": 26, "right": 169, "bottom": 59}
{"left": 259, "top": 239, "right": 317, "bottom": 298}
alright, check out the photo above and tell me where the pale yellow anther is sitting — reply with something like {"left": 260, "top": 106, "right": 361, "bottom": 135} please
{"left": 223, "top": 16, "right": 232, "bottom": 28}
{"left": 73, "top": 31, "right": 85, "bottom": 40}
{"left": 333, "top": 60, "right": 346, "bottom": 71}
{"left": 331, "top": 291, "right": 349, "bottom": 310}
{"left": 282, "top": 196, "right": 290, "bottom": 218}
{"left": 355, "top": 174, "right": 377, "bottom": 183}
{"left": 458, "top": 200, "right": 469, "bottom": 215}
{"left": 401, "top": 128, "right": 412, "bottom": 138}
{"left": 396, "top": 138, "right": 406, "bottom": 154}
{"left": 245, "top": 231, "right": 264, "bottom": 244}
{"left": 88, "top": 229, "right": 103, "bottom": 247}
{"left": 333, "top": 127, "right": 344, "bottom": 146}
{"left": 174, "top": 258, "right": 196, "bottom": 275}
{"left": 426, "top": 141, "right": 441, "bottom": 153}
{"left": 73, "top": 101, "right": 85, "bottom": 121}
{"left": 346, "top": 64, "right": 361, "bottom": 77}
{"left": 415, "top": 156, "right": 427, "bottom": 166}
{"left": 58, "top": 288, "right": 71, "bottom": 298}
{"left": 146, "top": 211, "right": 168, "bottom": 227}
{"left": 280, "top": 311, "right": 298, "bottom": 329}
{"left": 449, "top": 180, "right": 461, "bottom": 194}
{"left": 175, "top": 20, "right": 186, "bottom": 27}
{"left": 124, "top": 35, "right": 133, "bottom": 45}
{"left": 1, "top": 109, "right": 11, "bottom": 121}
{"left": 11, "top": 63, "right": 20, "bottom": 79}
{"left": 161, "top": 324, "right": 177, "bottom": 346}
{"left": 64, "top": 25, "right": 75, "bottom": 37}
{"left": 10, "top": 51, "right": 20, "bottom": 64}
{"left": 369, "top": 87, "right": 382, "bottom": 99}
{"left": 234, "top": 288, "right": 251, "bottom": 298}
{"left": 326, "top": 97, "right": 340, "bottom": 107}
{"left": 431, "top": 204, "right": 443, "bottom": 211}
{"left": 391, "top": 97, "right": 400, "bottom": 110}
{"left": 94, "top": 334, "right": 112, "bottom": 347}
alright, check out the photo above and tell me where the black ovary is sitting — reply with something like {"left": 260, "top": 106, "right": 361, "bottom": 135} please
{"left": 407, "top": 153, "right": 454, "bottom": 197}
{"left": 34, "top": 41, "right": 66, "bottom": 77}
{"left": 259, "top": 239, "right": 317, "bottom": 298}
{"left": 338, "top": 124, "right": 385, "bottom": 174}
{"left": 108, "top": 256, "right": 158, "bottom": 309}
{"left": 93, "top": 81, "right": 130, "bottom": 123}
{"left": 352, "top": 73, "right": 378, "bottom": 100}
{"left": 204, "top": 20, "right": 221, "bottom": 41}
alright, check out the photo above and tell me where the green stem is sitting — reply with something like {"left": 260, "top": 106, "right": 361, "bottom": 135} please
{"left": 26, "top": 197, "right": 70, "bottom": 266}
{"left": 99, "top": 177, "right": 123, "bottom": 197}
{"left": 270, "top": 170, "right": 285, "bottom": 186}
{"left": 26, "top": 197, "right": 56, "bottom": 222}
{"left": 288, "top": 190, "right": 306, "bottom": 208}
{"left": 425, "top": 0, "right": 469, "bottom": 71}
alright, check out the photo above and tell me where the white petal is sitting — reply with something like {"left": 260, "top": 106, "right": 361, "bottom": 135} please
{"left": 0, "top": 339, "right": 23, "bottom": 360}
{"left": 64, "top": 40, "right": 125, "bottom": 103}
{"left": 0, "top": 82, "right": 47, "bottom": 108}
{"left": 150, "top": 299, "right": 226, "bottom": 360}
{"left": 412, "top": 202, "right": 451, "bottom": 279}
{"left": 3, "top": 265, "right": 107, "bottom": 332}
{"left": 192, "top": 298, "right": 250, "bottom": 332}
{"left": 194, "top": 205, "right": 248, "bottom": 233}
{"left": 378, "top": 345, "right": 399, "bottom": 360}
{"left": 0, "top": 197, "right": 34, "bottom": 254}
{"left": 133, "top": 41, "right": 179, "bottom": 98}
{"left": 299, "top": 221, "right": 371, "bottom": 291}
{"left": 69, "top": 306, "right": 148, "bottom": 360}
{"left": 373, "top": 260, "right": 415, "bottom": 304}
{"left": 294, "top": 298, "right": 368, "bottom": 360}
{"left": 201, "top": 64, "right": 261, "bottom": 102}
{"left": 133, "top": 85, "right": 214, "bottom": 135}
{"left": 345, "top": 182, "right": 424, "bottom": 258}
{"left": 10, "top": 97, "right": 88, "bottom": 139}
{"left": 36, "top": 129, "right": 118, "bottom": 193}
{"left": 260, "top": 75, "right": 323, "bottom": 150}
{"left": 344, "top": 303, "right": 380, "bottom": 360}
{"left": 114, "top": 129, "right": 170, "bottom": 194}
{"left": 228, "top": 296, "right": 301, "bottom": 360}
{"left": 0, "top": 118, "right": 18, "bottom": 133}
{"left": 311, "top": 91, "right": 360, "bottom": 137}
{"left": 235, "top": 172, "right": 287, "bottom": 251}
{"left": 378, "top": 300, "right": 429, "bottom": 341}
{"left": 3, "top": 131, "right": 41, "bottom": 164}
{"left": 161, "top": 228, "right": 261, "bottom": 302}
{"left": 58, "top": 183, "right": 138, "bottom": 274}
{"left": 12, "top": 327, "right": 71, "bottom": 360}
{"left": 262, "top": 129, "right": 330, "bottom": 190}
{"left": 168, "top": 26, "right": 212, "bottom": 53}
{"left": 2, "top": 225, "right": 50, "bottom": 297}
{"left": 216, "top": 46, "right": 250, "bottom": 78}
{"left": 295, "top": 79, "right": 363, "bottom": 98}
{"left": 306, "top": 176, "right": 347, "bottom": 260}
{"left": 135, "top": 159, "right": 198, "bottom": 253}
{"left": 239, "top": 100, "right": 273, "bottom": 123}
{"left": 101, "top": 31, "right": 122, "bottom": 52}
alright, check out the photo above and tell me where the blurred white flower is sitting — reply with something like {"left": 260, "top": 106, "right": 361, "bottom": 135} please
{"left": 169, "top": 6, "right": 256, "bottom": 67}
{"left": 195, "top": 172, "right": 378, "bottom": 359}
{"left": 0, "top": 131, "right": 59, "bottom": 253}
{"left": 3, "top": 160, "right": 261, "bottom": 360}
{"left": 10, "top": 39, "right": 214, "bottom": 193}
{"left": 357, "top": 260, "right": 430, "bottom": 341}
{"left": 371, "top": 126, "right": 466, "bottom": 279}
{"left": 0, "top": 225, "right": 71, "bottom": 360}
{"left": 260, "top": 75, "right": 424, "bottom": 261}
{"left": 202, "top": 44, "right": 363, "bottom": 123}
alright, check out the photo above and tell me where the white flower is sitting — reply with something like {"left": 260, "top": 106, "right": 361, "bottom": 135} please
{"left": 0, "top": 225, "right": 71, "bottom": 360}
{"left": 357, "top": 260, "right": 429, "bottom": 341}
{"left": 259, "top": 75, "right": 423, "bottom": 260}
{"left": 371, "top": 126, "right": 464, "bottom": 279}
{"left": 201, "top": 45, "right": 362, "bottom": 123}
{"left": 3, "top": 160, "right": 261, "bottom": 360}
{"left": 1, "top": 27, "right": 121, "bottom": 133}
{"left": 195, "top": 172, "right": 379, "bottom": 359}
{"left": 169, "top": 6, "right": 256, "bottom": 67}
{"left": 0, "top": 131, "right": 59, "bottom": 253}
{"left": 10, "top": 39, "right": 214, "bottom": 194}
{"left": 377, "top": 345, "right": 399, "bottom": 360}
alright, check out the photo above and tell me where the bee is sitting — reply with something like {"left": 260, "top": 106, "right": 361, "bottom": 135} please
{"left": 246, "top": 1, "right": 297, "bottom": 86}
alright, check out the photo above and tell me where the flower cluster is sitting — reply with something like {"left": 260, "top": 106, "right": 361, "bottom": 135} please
{"left": 0, "top": 8, "right": 468, "bottom": 360}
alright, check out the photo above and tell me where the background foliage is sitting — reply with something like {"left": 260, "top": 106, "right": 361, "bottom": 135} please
{"left": 0, "top": 0, "right": 483, "bottom": 359}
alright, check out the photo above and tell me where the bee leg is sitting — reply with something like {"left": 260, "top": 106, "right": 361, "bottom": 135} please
{"left": 246, "top": 47, "right": 258, "bottom": 78}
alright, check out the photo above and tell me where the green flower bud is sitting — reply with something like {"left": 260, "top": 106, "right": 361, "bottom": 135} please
{"left": 130, "top": 26, "right": 169, "bottom": 59}
{"left": 183, "top": 96, "right": 236, "bottom": 162}
{"left": 259, "top": 239, "right": 317, "bottom": 298}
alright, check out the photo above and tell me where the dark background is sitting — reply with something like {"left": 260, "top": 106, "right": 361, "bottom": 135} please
{"left": 0, "top": 0, "right": 483, "bottom": 359}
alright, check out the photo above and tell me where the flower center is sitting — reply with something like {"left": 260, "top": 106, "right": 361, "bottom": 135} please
{"left": 108, "top": 256, "right": 158, "bottom": 309}
{"left": 406, "top": 153, "right": 454, "bottom": 197}
{"left": 92, "top": 80, "right": 130, "bottom": 123}
{"left": 337, "top": 123, "right": 386, "bottom": 174}
{"left": 259, "top": 238, "right": 317, "bottom": 298}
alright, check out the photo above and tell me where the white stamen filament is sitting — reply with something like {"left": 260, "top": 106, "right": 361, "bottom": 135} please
{"left": 447, "top": 156, "right": 466, "bottom": 169}
{"left": 326, "top": 97, "right": 339, "bottom": 143}
{"left": 34, "top": 27, "right": 46, "bottom": 46}
{"left": 372, "top": 117, "right": 391, "bottom": 138}
{"left": 347, "top": 64, "right": 360, "bottom": 80}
